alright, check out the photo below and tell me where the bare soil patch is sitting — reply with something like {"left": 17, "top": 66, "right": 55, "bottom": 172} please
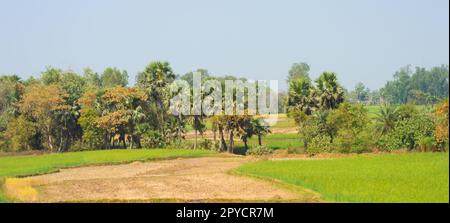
{"left": 15, "top": 157, "right": 321, "bottom": 202}
{"left": 185, "top": 127, "right": 297, "bottom": 140}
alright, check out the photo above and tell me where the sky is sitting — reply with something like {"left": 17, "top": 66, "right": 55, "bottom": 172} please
{"left": 0, "top": 0, "right": 448, "bottom": 91}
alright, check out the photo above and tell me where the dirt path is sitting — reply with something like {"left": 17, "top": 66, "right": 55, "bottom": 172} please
{"left": 13, "top": 157, "right": 320, "bottom": 202}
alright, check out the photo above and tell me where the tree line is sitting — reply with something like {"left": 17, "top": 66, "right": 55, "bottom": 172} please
{"left": 0, "top": 62, "right": 271, "bottom": 153}
{"left": 285, "top": 62, "right": 449, "bottom": 153}
{"left": 0, "top": 61, "right": 448, "bottom": 153}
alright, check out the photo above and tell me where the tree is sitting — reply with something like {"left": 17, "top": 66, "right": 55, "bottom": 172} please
{"left": 287, "top": 77, "right": 317, "bottom": 116}
{"left": 95, "top": 86, "right": 148, "bottom": 149}
{"left": 251, "top": 118, "right": 271, "bottom": 146}
{"left": 41, "top": 67, "right": 63, "bottom": 85}
{"left": 137, "top": 61, "right": 176, "bottom": 139}
{"left": 101, "top": 67, "right": 128, "bottom": 88}
{"left": 327, "top": 103, "right": 370, "bottom": 152}
{"left": 191, "top": 115, "right": 205, "bottom": 149}
{"left": 18, "top": 84, "right": 69, "bottom": 151}
{"left": 352, "top": 82, "right": 370, "bottom": 103}
{"left": 375, "top": 104, "right": 398, "bottom": 135}
{"left": 83, "top": 68, "right": 101, "bottom": 88}
{"left": 380, "top": 65, "right": 448, "bottom": 104}
{"left": 78, "top": 88, "right": 106, "bottom": 149}
{"left": 5, "top": 115, "right": 38, "bottom": 151}
{"left": 287, "top": 62, "right": 311, "bottom": 83}
{"left": 315, "top": 72, "right": 345, "bottom": 110}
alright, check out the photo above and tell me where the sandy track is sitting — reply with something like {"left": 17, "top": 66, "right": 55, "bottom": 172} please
{"left": 18, "top": 157, "right": 320, "bottom": 202}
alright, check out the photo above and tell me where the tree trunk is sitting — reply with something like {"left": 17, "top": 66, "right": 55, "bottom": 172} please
{"left": 258, "top": 135, "right": 262, "bottom": 146}
{"left": 129, "top": 135, "right": 134, "bottom": 149}
{"left": 228, "top": 130, "right": 234, "bottom": 153}
{"left": 243, "top": 137, "right": 248, "bottom": 151}
{"left": 212, "top": 128, "right": 217, "bottom": 149}
{"left": 194, "top": 129, "right": 198, "bottom": 150}
{"left": 219, "top": 125, "right": 227, "bottom": 152}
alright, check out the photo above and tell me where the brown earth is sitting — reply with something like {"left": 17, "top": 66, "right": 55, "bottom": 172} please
{"left": 13, "top": 157, "right": 321, "bottom": 203}
{"left": 184, "top": 127, "right": 298, "bottom": 140}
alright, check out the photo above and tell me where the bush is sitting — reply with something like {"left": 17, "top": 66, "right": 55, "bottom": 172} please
{"left": 141, "top": 131, "right": 166, "bottom": 148}
{"left": 417, "top": 136, "right": 435, "bottom": 152}
{"left": 334, "top": 127, "right": 374, "bottom": 153}
{"left": 69, "top": 140, "right": 92, "bottom": 152}
{"left": 199, "top": 139, "right": 213, "bottom": 150}
{"left": 246, "top": 145, "right": 273, "bottom": 156}
{"left": 307, "top": 135, "right": 335, "bottom": 154}
{"left": 376, "top": 112, "right": 435, "bottom": 151}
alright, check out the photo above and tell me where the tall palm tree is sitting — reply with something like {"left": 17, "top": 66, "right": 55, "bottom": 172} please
{"left": 137, "top": 61, "right": 176, "bottom": 138}
{"left": 287, "top": 77, "right": 317, "bottom": 115}
{"left": 315, "top": 72, "right": 345, "bottom": 110}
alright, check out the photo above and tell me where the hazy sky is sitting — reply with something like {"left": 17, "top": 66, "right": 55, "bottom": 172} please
{"left": 1, "top": 0, "right": 448, "bottom": 91}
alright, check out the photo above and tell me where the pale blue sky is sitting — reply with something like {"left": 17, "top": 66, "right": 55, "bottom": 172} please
{"left": 0, "top": 0, "right": 448, "bottom": 90}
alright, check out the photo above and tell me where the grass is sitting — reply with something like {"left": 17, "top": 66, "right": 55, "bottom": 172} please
{"left": 236, "top": 152, "right": 449, "bottom": 203}
{"left": 236, "top": 133, "right": 303, "bottom": 150}
{"left": 0, "top": 149, "right": 217, "bottom": 202}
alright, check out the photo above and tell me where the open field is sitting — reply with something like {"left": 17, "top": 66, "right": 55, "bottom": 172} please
{"left": 5, "top": 157, "right": 320, "bottom": 202}
{"left": 0, "top": 149, "right": 217, "bottom": 202}
{"left": 236, "top": 152, "right": 449, "bottom": 202}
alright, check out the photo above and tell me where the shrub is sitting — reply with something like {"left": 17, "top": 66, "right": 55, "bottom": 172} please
{"left": 334, "top": 128, "right": 373, "bottom": 153}
{"left": 68, "top": 140, "right": 91, "bottom": 152}
{"left": 246, "top": 145, "right": 273, "bottom": 156}
{"left": 307, "top": 135, "right": 334, "bottom": 154}
{"left": 417, "top": 136, "right": 435, "bottom": 152}
{"left": 376, "top": 112, "right": 435, "bottom": 151}
{"left": 141, "top": 131, "right": 166, "bottom": 148}
{"left": 199, "top": 139, "right": 213, "bottom": 150}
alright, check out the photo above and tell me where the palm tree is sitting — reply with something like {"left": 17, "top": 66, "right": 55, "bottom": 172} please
{"left": 315, "top": 72, "right": 345, "bottom": 110}
{"left": 375, "top": 104, "right": 398, "bottom": 135}
{"left": 252, "top": 118, "right": 271, "bottom": 146}
{"left": 287, "top": 78, "right": 317, "bottom": 115}
{"left": 137, "top": 61, "right": 176, "bottom": 138}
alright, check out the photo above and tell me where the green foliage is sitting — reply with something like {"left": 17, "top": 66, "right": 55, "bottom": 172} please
{"left": 287, "top": 62, "right": 311, "bottom": 83}
{"left": 41, "top": 67, "right": 63, "bottom": 85}
{"left": 307, "top": 135, "right": 334, "bottom": 154}
{"left": 246, "top": 145, "right": 273, "bottom": 156}
{"left": 4, "top": 115, "right": 38, "bottom": 151}
{"left": 298, "top": 103, "right": 372, "bottom": 154}
{"left": 376, "top": 111, "right": 436, "bottom": 151}
{"left": 101, "top": 67, "right": 128, "bottom": 88}
{"left": 78, "top": 108, "right": 105, "bottom": 149}
{"left": 381, "top": 65, "right": 449, "bottom": 104}
{"left": 236, "top": 153, "right": 449, "bottom": 202}
{"left": 141, "top": 130, "right": 166, "bottom": 148}
{"left": 198, "top": 139, "right": 213, "bottom": 150}
{"left": 396, "top": 104, "right": 418, "bottom": 120}
{"left": 375, "top": 104, "right": 398, "bottom": 135}
{"left": 315, "top": 72, "right": 345, "bottom": 110}
{"left": 83, "top": 68, "right": 101, "bottom": 87}
{"left": 287, "top": 78, "right": 316, "bottom": 115}
{"left": 349, "top": 82, "right": 370, "bottom": 103}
